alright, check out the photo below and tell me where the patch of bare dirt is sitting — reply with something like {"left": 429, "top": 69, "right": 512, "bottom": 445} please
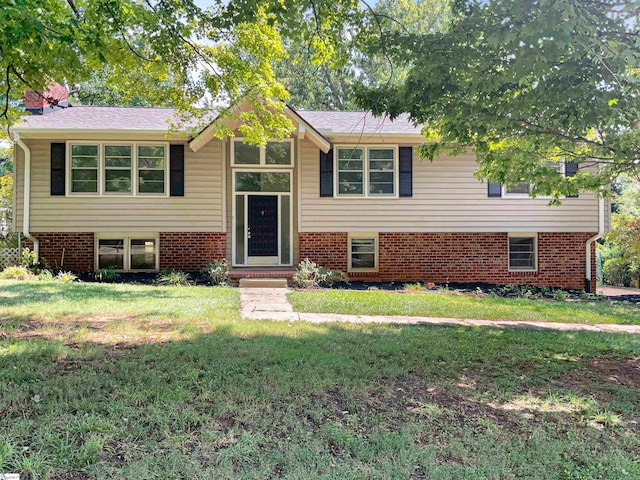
{"left": 50, "top": 471, "right": 90, "bottom": 480}
{"left": 553, "top": 357, "right": 640, "bottom": 398}
{"left": 97, "top": 440, "right": 127, "bottom": 467}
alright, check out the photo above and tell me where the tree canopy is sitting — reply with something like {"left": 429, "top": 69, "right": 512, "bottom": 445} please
{"left": 277, "top": 0, "right": 454, "bottom": 110}
{"left": 0, "top": 0, "right": 368, "bottom": 143}
{"left": 3, "top": 0, "right": 640, "bottom": 198}
{"left": 356, "top": 0, "right": 640, "bottom": 201}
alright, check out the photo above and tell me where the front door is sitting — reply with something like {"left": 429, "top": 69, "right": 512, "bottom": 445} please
{"left": 248, "top": 195, "right": 279, "bottom": 262}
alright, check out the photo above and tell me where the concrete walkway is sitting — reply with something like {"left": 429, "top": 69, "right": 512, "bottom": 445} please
{"left": 599, "top": 286, "right": 640, "bottom": 297}
{"left": 239, "top": 287, "right": 640, "bottom": 334}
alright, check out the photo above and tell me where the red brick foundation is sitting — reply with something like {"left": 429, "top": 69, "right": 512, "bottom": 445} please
{"left": 28, "top": 232, "right": 95, "bottom": 271}
{"left": 159, "top": 232, "right": 226, "bottom": 271}
{"left": 27, "top": 232, "right": 227, "bottom": 273}
{"left": 299, "top": 232, "right": 598, "bottom": 291}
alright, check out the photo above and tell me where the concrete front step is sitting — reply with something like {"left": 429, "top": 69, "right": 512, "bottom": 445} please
{"left": 238, "top": 277, "right": 289, "bottom": 288}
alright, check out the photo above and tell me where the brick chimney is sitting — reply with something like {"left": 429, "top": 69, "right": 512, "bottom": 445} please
{"left": 24, "top": 82, "right": 69, "bottom": 115}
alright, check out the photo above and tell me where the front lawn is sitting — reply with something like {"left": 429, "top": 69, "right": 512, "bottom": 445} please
{"left": 1, "top": 280, "right": 639, "bottom": 479}
{"left": 288, "top": 289, "right": 640, "bottom": 325}
{"left": 0, "top": 280, "right": 240, "bottom": 344}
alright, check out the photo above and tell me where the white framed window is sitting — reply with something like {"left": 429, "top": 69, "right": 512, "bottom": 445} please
{"left": 70, "top": 143, "right": 99, "bottom": 194}
{"left": 337, "top": 147, "right": 364, "bottom": 195}
{"left": 66, "top": 142, "right": 169, "bottom": 196}
{"left": 231, "top": 138, "right": 293, "bottom": 167}
{"left": 504, "top": 181, "right": 531, "bottom": 196}
{"left": 137, "top": 145, "right": 167, "bottom": 194}
{"left": 97, "top": 238, "right": 125, "bottom": 270}
{"left": 104, "top": 145, "right": 133, "bottom": 194}
{"left": 348, "top": 232, "right": 378, "bottom": 272}
{"left": 129, "top": 238, "right": 158, "bottom": 270}
{"left": 234, "top": 170, "right": 292, "bottom": 193}
{"left": 335, "top": 145, "right": 398, "bottom": 198}
{"left": 96, "top": 234, "right": 159, "bottom": 272}
{"left": 508, "top": 233, "right": 537, "bottom": 271}
{"left": 504, "top": 162, "right": 565, "bottom": 197}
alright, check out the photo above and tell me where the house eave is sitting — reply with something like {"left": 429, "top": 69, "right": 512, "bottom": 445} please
{"left": 324, "top": 132, "right": 425, "bottom": 144}
{"left": 188, "top": 104, "right": 331, "bottom": 154}
{"left": 10, "top": 128, "right": 189, "bottom": 141}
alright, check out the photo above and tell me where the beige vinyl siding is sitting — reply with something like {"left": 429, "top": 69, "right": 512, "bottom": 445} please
{"left": 15, "top": 139, "right": 223, "bottom": 232}
{"left": 300, "top": 139, "right": 600, "bottom": 232}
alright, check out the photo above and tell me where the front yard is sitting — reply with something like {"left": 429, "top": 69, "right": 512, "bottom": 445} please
{"left": 1, "top": 280, "right": 639, "bottom": 479}
{"left": 288, "top": 289, "right": 640, "bottom": 325}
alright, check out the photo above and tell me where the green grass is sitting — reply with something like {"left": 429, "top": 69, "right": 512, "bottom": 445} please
{"left": 1, "top": 280, "right": 639, "bottom": 479}
{"left": 0, "top": 280, "right": 239, "bottom": 343}
{"left": 289, "top": 289, "right": 640, "bottom": 325}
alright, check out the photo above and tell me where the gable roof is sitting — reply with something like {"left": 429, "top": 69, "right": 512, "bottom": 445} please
{"left": 188, "top": 103, "right": 332, "bottom": 153}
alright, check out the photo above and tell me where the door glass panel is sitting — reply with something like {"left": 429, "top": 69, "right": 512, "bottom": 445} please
{"left": 235, "top": 172, "right": 290, "bottom": 192}
{"left": 280, "top": 196, "right": 290, "bottom": 264}
{"left": 266, "top": 142, "right": 292, "bottom": 165}
{"left": 235, "top": 195, "right": 245, "bottom": 264}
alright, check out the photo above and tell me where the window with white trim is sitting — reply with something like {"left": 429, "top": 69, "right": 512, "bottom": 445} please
{"left": 337, "top": 147, "right": 364, "bottom": 195}
{"left": 504, "top": 162, "right": 564, "bottom": 197}
{"left": 96, "top": 236, "right": 158, "bottom": 271}
{"left": 97, "top": 239, "right": 125, "bottom": 269}
{"left": 67, "top": 142, "right": 168, "bottom": 196}
{"left": 70, "top": 144, "right": 99, "bottom": 193}
{"left": 137, "top": 145, "right": 166, "bottom": 194}
{"left": 130, "top": 239, "right": 157, "bottom": 270}
{"left": 336, "top": 146, "right": 397, "bottom": 197}
{"left": 231, "top": 139, "right": 293, "bottom": 167}
{"left": 348, "top": 233, "right": 378, "bottom": 271}
{"left": 505, "top": 181, "right": 531, "bottom": 196}
{"left": 104, "top": 145, "right": 132, "bottom": 193}
{"left": 508, "top": 234, "right": 537, "bottom": 271}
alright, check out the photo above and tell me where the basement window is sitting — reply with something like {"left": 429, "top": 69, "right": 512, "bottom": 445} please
{"left": 96, "top": 235, "right": 158, "bottom": 271}
{"left": 508, "top": 234, "right": 537, "bottom": 271}
{"left": 348, "top": 233, "right": 378, "bottom": 272}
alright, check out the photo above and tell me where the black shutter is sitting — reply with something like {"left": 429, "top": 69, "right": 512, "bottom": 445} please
{"left": 320, "top": 148, "right": 333, "bottom": 197}
{"left": 169, "top": 144, "right": 185, "bottom": 197}
{"left": 50, "top": 143, "right": 65, "bottom": 195}
{"left": 399, "top": 146, "right": 413, "bottom": 197}
{"left": 565, "top": 160, "right": 578, "bottom": 198}
{"left": 488, "top": 182, "right": 502, "bottom": 197}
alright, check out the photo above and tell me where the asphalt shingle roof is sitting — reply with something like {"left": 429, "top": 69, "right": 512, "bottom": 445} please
{"left": 13, "top": 105, "right": 421, "bottom": 136}
{"left": 296, "top": 110, "right": 421, "bottom": 135}
{"left": 14, "top": 106, "right": 191, "bottom": 131}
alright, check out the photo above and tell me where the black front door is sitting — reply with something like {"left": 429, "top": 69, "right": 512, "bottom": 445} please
{"left": 248, "top": 195, "right": 279, "bottom": 257}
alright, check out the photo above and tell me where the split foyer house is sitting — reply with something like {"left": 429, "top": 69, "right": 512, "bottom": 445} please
{"left": 11, "top": 91, "right": 610, "bottom": 291}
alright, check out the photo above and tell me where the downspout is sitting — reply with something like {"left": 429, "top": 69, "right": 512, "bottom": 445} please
{"left": 585, "top": 194, "right": 605, "bottom": 293}
{"left": 15, "top": 134, "right": 39, "bottom": 261}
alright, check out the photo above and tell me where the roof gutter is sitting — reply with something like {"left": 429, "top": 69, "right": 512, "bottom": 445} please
{"left": 585, "top": 194, "right": 605, "bottom": 293}
{"left": 14, "top": 134, "right": 39, "bottom": 261}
